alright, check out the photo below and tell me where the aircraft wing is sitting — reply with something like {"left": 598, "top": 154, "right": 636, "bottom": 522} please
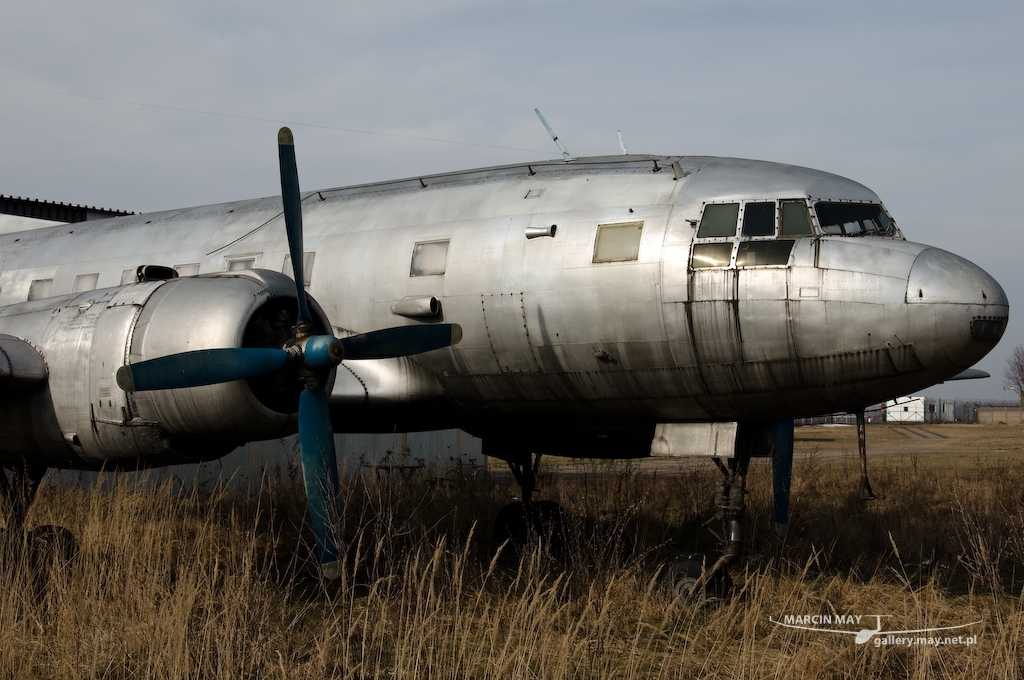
{"left": 945, "top": 368, "right": 990, "bottom": 381}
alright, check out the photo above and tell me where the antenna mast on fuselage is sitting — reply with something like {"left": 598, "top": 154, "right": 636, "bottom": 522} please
{"left": 534, "top": 108, "right": 574, "bottom": 161}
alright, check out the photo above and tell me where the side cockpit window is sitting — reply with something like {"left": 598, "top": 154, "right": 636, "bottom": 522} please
{"left": 696, "top": 203, "right": 739, "bottom": 238}
{"left": 691, "top": 243, "right": 733, "bottom": 268}
{"left": 736, "top": 241, "right": 795, "bottom": 266}
{"left": 814, "top": 202, "right": 896, "bottom": 237}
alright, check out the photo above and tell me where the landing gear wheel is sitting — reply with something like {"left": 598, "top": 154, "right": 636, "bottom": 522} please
{"left": 20, "top": 524, "right": 78, "bottom": 601}
{"left": 661, "top": 552, "right": 732, "bottom": 601}
{"left": 26, "top": 524, "right": 79, "bottom": 571}
{"left": 0, "top": 463, "right": 47, "bottom": 535}
{"left": 494, "top": 500, "right": 567, "bottom": 551}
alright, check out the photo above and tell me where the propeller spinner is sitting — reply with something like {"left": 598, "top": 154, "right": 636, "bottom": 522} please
{"left": 116, "top": 128, "right": 462, "bottom": 579}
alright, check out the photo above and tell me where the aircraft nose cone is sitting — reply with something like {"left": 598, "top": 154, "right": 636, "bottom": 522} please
{"left": 906, "top": 247, "right": 1008, "bottom": 307}
{"left": 906, "top": 247, "right": 1009, "bottom": 369}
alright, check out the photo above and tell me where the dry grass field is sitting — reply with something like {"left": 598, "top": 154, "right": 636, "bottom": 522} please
{"left": 2, "top": 422, "right": 1023, "bottom": 679}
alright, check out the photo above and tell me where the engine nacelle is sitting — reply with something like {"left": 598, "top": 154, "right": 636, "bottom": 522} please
{"left": 0, "top": 270, "right": 330, "bottom": 469}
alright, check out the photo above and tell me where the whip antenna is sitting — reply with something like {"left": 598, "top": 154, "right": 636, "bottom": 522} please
{"left": 534, "top": 108, "right": 573, "bottom": 161}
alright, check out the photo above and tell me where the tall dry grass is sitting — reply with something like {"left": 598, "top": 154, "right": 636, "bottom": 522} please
{"left": 2, "top": 442, "right": 1023, "bottom": 678}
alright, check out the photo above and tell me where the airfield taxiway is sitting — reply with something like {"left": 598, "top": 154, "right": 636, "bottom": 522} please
{"left": 498, "top": 422, "right": 1024, "bottom": 477}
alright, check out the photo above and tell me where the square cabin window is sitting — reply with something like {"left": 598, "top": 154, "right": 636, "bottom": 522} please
{"left": 227, "top": 258, "right": 256, "bottom": 271}
{"left": 282, "top": 252, "right": 315, "bottom": 287}
{"left": 593, "top": 221, "right": 643, "bottom": 263}
{"left": 410, "top": 240, "right": 450, "bottom": 276}
{"left": 741, "top": 202, "right": 775, "bottom": 237}
{"left": 174, "top": 263, "right": 200, "bottom": 277}
{"left": 697, "top": 203, "right": 739, "bottom": 238}
{"left": 72, "top": 273, "right": 99, "bottom": 293}
{"left": 27, "top": 278, "right": 52, "bottom": 301}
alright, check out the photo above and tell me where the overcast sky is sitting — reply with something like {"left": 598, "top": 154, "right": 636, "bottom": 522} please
{"left": 1, "top": 0, "right": 1020, "bottom": 401}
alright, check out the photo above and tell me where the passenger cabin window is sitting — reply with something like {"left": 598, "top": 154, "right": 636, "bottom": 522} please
{"left": 120, "top": 269, "right": 136, "bottom": 285}
{"left": 410, "top": 240, "right": 449, "bottom": 276}
{"left": 27, "top": 279, "right": 52, "bottom": 301}
{"left": 814, "top": 202, "right": 896, "bottom": 236}
{"left": 593, "top": 221, "right": 643, "bottom": 263}
{"left": 72, "top": 273, "right": 99, "bottom": 293}
{"left": 741, "top": 202, "right": 775, "bottom": 237}
{"left": 696, "top": 203, "right": 739, "bottom": 238}
{"left": 175, "top": 263, "right": 200, "bottom": 277}
{"left": 283, "top": 252, "right": 315, "bottom": 287}
{"left": 227, "top": 257, "right": 256, "bottom": 271}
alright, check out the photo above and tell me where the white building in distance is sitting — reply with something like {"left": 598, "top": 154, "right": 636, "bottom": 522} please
{"left": 885, "top": 396, "right": 926, "bottom": 423}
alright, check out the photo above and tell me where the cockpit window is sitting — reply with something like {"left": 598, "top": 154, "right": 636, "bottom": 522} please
{"left": 741, "top": 202, "right": 774, "bottom": 236}
{"left": 780, "top": 200, "right": 813, "bottom": 236}
{"left": 691, "top": 242, "right": 733, "bottom": 268}
{"left": 814, "top": 202, "right": 896, "bottom": 236}
{"left": 697, "top": 203, "right": 739, "bottom": 238}
{"left": 736, "top": 240, "right": 794, "bottom": 267}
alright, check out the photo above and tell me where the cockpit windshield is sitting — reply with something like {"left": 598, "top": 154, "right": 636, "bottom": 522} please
{"left": 814, "top": 202, "right": 898, "bottom": 237}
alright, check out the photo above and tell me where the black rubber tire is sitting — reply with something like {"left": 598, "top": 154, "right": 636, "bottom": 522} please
{"left": 494, "top": 500, "right": 567, "bottom": 550}
{"left": 26, "top": 524, "right": 78, "bottom": 572}
{"left": 661, "top": 552, "right": 732, "bottom": 600}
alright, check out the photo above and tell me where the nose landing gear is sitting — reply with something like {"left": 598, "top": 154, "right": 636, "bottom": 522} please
{"left": 857, "top": 410, "right": 885, "bottom": 501}
{"left": 664, "top": 451, "right": 749, "bottom": 600}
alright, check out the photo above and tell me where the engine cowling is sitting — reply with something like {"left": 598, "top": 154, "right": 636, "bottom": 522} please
{"left": 0, "top": 269, "right": 331, "bottom": 469}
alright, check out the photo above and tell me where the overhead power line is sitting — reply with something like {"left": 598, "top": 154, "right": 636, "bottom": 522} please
{"left": 0, "top": 82, "right": 551, "bottom": 155}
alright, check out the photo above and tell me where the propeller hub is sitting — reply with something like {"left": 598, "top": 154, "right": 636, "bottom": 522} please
{"left": 302, "top": 335, "right": 345, "bottom": 371}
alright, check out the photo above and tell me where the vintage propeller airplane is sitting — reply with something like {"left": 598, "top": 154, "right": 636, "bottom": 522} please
{"left": 0, "top": 127, "right": 1009, "bottom": 587}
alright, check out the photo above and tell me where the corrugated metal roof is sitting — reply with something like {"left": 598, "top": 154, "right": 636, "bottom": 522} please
{"left": 0, "top": 195, "right": 134, "bottom": 223}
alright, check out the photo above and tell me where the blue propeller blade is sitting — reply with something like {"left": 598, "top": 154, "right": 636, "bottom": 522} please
{"left": 278, "top": 127, "right": 312, "bottom": 325}
{"left": 340, "top": 323, "right": 462, "bottom": 360}
{"left": 772, "top": 419, "right": 795, "bottom": 538}
{"left": 116, "top": 347, "right": 290, "bottom": 392}
{"left": 298, "top": 386, "right": 342, "bottom": 579}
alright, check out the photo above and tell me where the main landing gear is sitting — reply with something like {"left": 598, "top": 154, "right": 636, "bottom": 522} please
{"left": 0, "top": 462, "right": 78, "bottom": 578}
{"left": 0, "top": 462, "right": 47, "bottom": 535}
{"left": 493, "top": 452, "right": 566, "bottom": 550}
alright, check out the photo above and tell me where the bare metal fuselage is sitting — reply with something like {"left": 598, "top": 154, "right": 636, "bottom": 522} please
{"left": 0, "top": 154, "right": 1008, "bottom": 466}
